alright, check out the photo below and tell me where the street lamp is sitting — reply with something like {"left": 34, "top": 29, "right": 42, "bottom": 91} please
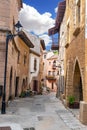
{"left": 1, "top": 21, "right": 23, "bottom": 114}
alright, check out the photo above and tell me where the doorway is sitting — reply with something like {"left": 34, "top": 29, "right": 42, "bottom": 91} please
{"left": 73, "top": 61, "right": 83, "bottom": 101}
{"left": 33, "top": 80, "right": 38, "bottom": 92}
{"left": 15, "top": 77, "right": 19, "bottom": 97}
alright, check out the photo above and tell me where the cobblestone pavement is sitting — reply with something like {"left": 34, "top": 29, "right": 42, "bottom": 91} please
{"left": 0, "top": 92, "right": 87, "bottom": 130}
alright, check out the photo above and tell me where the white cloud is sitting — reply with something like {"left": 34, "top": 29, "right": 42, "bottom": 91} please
{"left": 19, "top": 3, "right": 55, "bottom": 37}
{"left": 54, "top": 6, "right": 58, "bottom": 13}
{"left": 39, "top": 34, "right": 52, "bottom": 46}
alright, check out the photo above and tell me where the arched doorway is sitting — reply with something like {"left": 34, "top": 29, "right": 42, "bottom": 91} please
{"left": 73, "top": 61, "right": 83, "bottom": 102}
{"left": 9, "top": 67, "right": 13, "bottom": 100}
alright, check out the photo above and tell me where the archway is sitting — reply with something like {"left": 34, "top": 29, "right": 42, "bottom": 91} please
{"left": 73, "top": 61, "right": 83, "bottom": 102}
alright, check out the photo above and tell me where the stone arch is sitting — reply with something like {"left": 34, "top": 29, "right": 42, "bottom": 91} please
{"left": 73, "top": 59, "right": 83, "bottom": 101}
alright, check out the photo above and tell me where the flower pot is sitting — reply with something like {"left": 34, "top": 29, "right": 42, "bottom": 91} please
{"left": 74, "top": 102, "right": 79, "bottom": 109}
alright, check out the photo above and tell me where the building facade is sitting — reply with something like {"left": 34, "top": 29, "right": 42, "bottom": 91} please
{"left": 39, "top": 40, "right": 45, "bottom": 93}
{"left": 0, "top": 0, "right": 22, "bottom": 105}
{"left": 28, "top": 34, "right": 45, "bottom": 94}
{"left": 46, "top": 54, "right": 59, "bottom": 92}
{"left": 43, "top": 50, "right": 54, "bottom": 87}
{"left": 0, "top": 0, "right": 34, "bottom": 108}
{"left": 65, "top": 0, "right": 87, "bottom": 124}
{"left": 57, "top": 11, "right": 66, "bottom": 98}
{"left": 48, "top": 0, "right": 66, "bottom": 96}
{"left": 48, "top": 0, "right": 87, "bottom": 124}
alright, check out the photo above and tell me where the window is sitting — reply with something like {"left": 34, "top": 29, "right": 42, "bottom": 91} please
{"left": 34, "top": 58, "right": 37, "bottom": 71}
{"left": 48, "top": 71, "right": 51, "bottom": 75}
{"left": 53, "top": 60, "right": 56, "bottom": 68}
{"left": 49, "top": 62, "right": 51, "bottom": 65}
{"left": 44, "top": 54, "right": 46, "bottom": 59}
{"left": 53, "top": 71, "right": 55, "bottom": 76}
{"left": 53, "top": 60, "right": 56, "bottom": 63}
{"left": 24, "top": 55, "right": 27, "bottom": 65}
{"left": 57, "top": 71, "right": 59, "bottom": 75}
{"left": 75, "top": 0, "right": 80, "bottom": 24}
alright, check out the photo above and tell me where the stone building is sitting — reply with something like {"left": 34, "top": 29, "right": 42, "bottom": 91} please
{"left": 65, "top": 0, "right": 87, "bottom": 124}
{"left": 57, "top": 7, "right": 66, "bottom": 98}
{"left": 48, "top": 0, "right": 87, "bottom": 124}
{"left": 43, "top": 50, "right": 54, "bottom": 87}
{"left": 39, "top": 39, "right": 45, "bottom": 93}
{"left": 0, "top": 0, "right": 34, "bottom": 108}
{"left": 14, "top": 31, "right": 34, "bottom": 97}
{"left": 48, "top": 0, "right": 66, "bottom": 96}
{"left": 43, "top": 51, "right": 59, "bottom": 92}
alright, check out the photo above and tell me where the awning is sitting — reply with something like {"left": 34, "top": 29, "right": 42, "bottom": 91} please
{"left": 55, "top": 0, "right": 66, "bottom": 30}
{"left": 48, "top": 26, "right": 58, "bottom": 36}
{"left": 48, "top": 0, "right": 66, "bottom": 36}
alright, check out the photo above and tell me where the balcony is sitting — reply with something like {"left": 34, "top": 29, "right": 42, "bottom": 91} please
{"left": 51, "top": 38, "right": 59, "bottom": 50}
{"left": 46, "top": 75, "right": 56, "bottom": 81}
{"left": 51, "top": 44, "right": 59, "bottom": 50}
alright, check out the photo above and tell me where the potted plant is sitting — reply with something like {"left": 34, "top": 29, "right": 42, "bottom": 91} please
{"left": 68, "top": 95, "right": 75, "bottom": 108}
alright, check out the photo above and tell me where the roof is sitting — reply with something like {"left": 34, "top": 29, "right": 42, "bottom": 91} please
{"left": 18, "top": 31, "right": 34, "bottom": 48}
{"left": 26, "top": 33, "right": 41, "bottom": 55}
{"left": 48, "top": 0, "right": 66, "bottom": 36}
{"left": 55, "top": 0, "right": 66, "bottom": 31}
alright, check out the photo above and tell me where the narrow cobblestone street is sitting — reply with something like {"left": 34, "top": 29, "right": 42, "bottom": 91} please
{"left": 0, "top": 92, "right": 87, "bottom": 130}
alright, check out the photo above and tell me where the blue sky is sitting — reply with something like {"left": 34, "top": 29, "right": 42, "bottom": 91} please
{"left": 19, "top": 0, "right": 61, "bottom": 50}
{"left": 23, "top": 0, "right": 60, "bottom": 18}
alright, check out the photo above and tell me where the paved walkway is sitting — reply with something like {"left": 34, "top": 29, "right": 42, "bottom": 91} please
{"left": 0, "top": 92, "right": 87, "bottom": 130}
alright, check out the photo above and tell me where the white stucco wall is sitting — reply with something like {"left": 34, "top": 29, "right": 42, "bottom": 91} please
{"left": 27, "top": 32, "right": 41, "bottom": 85}
{"left": 28, "top": 53, "right": 40, "bottom": 84}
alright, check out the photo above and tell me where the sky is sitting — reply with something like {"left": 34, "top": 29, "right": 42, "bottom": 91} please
{"left": 19, "top": 0, "right": 61, "bottom": 50}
